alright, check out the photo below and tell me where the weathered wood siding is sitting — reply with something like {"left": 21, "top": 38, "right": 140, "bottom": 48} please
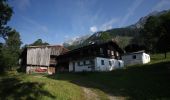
{"left": 50, "top": 46, "right": 64, "bottom": 55}
{"left": 26, "top": 46, "right": 68, "bottom": 66}
{"left": 27, "top": 47, "right": 51, "bottom": 66}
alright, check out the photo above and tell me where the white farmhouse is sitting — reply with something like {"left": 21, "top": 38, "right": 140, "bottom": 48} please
{"left": 69, "top": 57, "right": 124, "bottom": 72}
{"left": 122, "top": 51, "right": 150, "bottom": 66}
{"left": 56, "top": 40, "right": 125, "bottom": 72}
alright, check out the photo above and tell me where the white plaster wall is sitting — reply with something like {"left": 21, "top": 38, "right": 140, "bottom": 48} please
{"left": 142, "top": 53, "right": 150, "bottom": 64}
{"left": 69, "top": 60, "right": 92, "bottom": 72}
{"left": 122, "top": 53, "right": 150, "bottom": 66}
{"left": 122, "top": 53, "right": 143, "bottom": 66}
{"left": 95, "top": 57, "right": 124, "bottom": 71}
{"left": 95, "top": 57, "right": 109, "bottom": 71}
{"left": 69, "top": 57, "right": 124, "bottom": 72}
{"left": 69, "top": 62, "right": 73, "bottom": 72}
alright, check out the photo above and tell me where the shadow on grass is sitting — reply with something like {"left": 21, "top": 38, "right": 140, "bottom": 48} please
{"left": 0, "top": 77, "right": 56, "bottom": 100}
{"left": 48, "top": 61, "right": 170, "bottom": 100}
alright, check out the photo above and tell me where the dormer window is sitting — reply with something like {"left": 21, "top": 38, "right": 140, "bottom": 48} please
{"left": 107, "top": 50, "right": 110, "bottom": 55}
{"left": 100, "top": 48, "right": 103, "bottom": 54}
{"left": 116, "top": 52, "right": 119, "bottom": 56}
{"left": 111, "top": 51, "right": 114, "bottom": 55}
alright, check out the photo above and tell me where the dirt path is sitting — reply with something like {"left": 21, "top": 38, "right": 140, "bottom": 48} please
{"left": 108, "top": 95, "right": 126, "bottom": 100}
{"left": 81, "top": 87, "right": 99, "bottom": 100}
{"left": 82, "top": 86, "right": 126, "bottom": 100}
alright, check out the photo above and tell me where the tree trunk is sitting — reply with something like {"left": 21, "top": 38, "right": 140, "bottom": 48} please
{"left": 164, "top": 49, "right": 167, "bottom": 59}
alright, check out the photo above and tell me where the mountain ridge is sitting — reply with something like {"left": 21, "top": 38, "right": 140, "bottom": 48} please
{"left": 63, "top": 9, "right": 170, "bottom": 50}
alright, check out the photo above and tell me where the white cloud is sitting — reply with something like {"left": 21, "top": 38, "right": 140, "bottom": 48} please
{"left": 64, "top": 35, "right": 69, "bottom": 39}
{"left": 152, "top": 0, "right": 170, "bottom": 11}
{"left": 100, "top": 18, "right": 118, "bottom": 31}
{"left": 90, "top": 26, "right": 98, "bottom": 33}
{"left": 70, "top": 0, "right": 101, "bottom": 34}
{"left": 89, "top": 18, "right": 118, "bottom": 33}
{"left": 119, "top": 0, "right": 144, "bottom": 27}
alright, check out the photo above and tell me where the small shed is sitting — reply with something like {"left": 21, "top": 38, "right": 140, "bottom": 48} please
{"left": 122, "top": 51, "right": 150, "bottom": 66}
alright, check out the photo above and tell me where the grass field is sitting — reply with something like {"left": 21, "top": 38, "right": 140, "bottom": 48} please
{"left": 0, "top": 53, "right": 170, "bottom": 100}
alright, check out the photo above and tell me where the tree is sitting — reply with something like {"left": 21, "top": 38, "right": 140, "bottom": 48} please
{"left": 125, "top": 44, "right": 146, "bottom": 53}
{"left": 0, "top": 30, "right": 22, "bottom": 71}
{"left": 114, "top": 36, "right": 132, "bottom": 49}
{"left": 139, "top": 11, "right": 170, "bottom": 58}
{"left": 0, "top": 0, "right": 13, "bottom": 40}
{"left": 156, "top": 35, "right": 170, "bottom": 58}
{"left": 30, "top": 39, "right": 49, "bottom": 46}
{"left": 156, "top": 12, "right": 170, "bottom": 58}
{"left": 140, "top": 16, "right": 160, "bottom": 52}
{"left": 0, "top": 0, "right": 14, "bottom": 72}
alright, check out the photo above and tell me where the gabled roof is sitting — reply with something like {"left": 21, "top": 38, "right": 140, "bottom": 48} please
{"left": 59, "top": 40, "right": 124, "bottom": 56}
{"left": 123, "top": 50, "right": 145, "bottom": 56}
{"left": 27, "top": 45, "right": 66, "bottom": 48}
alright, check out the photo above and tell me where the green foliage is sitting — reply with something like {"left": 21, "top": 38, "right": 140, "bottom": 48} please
{"left": 140, "top": 16, "right": 160, "bottom": 51}
{"left": 106, "top": 27, "right": 140, "bottom": 37}
{"left": 30, "top": 39, "right": 49, "bottom": 46}
{"left": 0, "top": 0, "right": 21, "bottom": 72}
{"left": 125, "top": 44, "right": 146, "bottom": 53}
{"left": 114, "top": 36, "right": 132, "bottom": 49}
{"left": 100, "top": 32, "right": 112, "bottom": 41}
{"left": 138, "top": 11, "right": 170, "bottom": 56}
{"left": 0, "top": 0, "right": 13, "bottom": 39}
{"left": 6, "top": 30, "right": 22, "bottom": 54}
{"left": 0, "top": 30, "right": 22, "bottom": 71}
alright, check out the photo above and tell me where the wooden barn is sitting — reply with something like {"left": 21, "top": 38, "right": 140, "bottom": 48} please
{"left": 21, "top": 45, "right": 68, "bottom": 74}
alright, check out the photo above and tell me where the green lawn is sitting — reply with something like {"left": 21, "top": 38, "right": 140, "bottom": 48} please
{"left": 0, "top": 53, "right": 170, "bottom": 100}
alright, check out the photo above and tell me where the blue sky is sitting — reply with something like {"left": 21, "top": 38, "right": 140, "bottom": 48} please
{"left": 6, "top": 0, "right": 170, "bottom": 45}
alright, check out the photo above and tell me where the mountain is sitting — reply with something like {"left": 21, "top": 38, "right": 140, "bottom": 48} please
{"left": 83, "top": 10, "right": 170, "bottom": 46}
{"left": 128, "top": 10, "right": 170, "bottom": 29}
{"left": 63, "top": 34, "right": 91, "bottom": 50}
{"left": 64, "top": 10, "right": 170, "bottom": 50}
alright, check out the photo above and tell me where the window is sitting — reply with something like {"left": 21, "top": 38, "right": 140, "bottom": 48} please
{"left": 101, "top": 60, "right": 104, "bottom": 65}
{"left": 109, "top": 61, "right": 112, "bottom": 66}
{"left": 85, "top": 60, "right": 90, "bottom": 65}
{"left": 116, "top": 52, "right": 119, "bottom": 56}
{"left": 111, "top": 51, "right": 114, "bottom": 55}
{"left": 78, "top": 61, "right": 84, "bottom": 66}
{"left": 100, "top": 48, "right": 103, "bottom": 54}
{"left": 132, "top": 55, "right": 136, "bottom": 59}
{"left": 90, "top": 60, "right": 94, "bottom": 64}
{"left": 107, "top": 50, "right": 110, "bottom": 55}
{"left": 118, "top": 62, "right": 121, "bottom": 67}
